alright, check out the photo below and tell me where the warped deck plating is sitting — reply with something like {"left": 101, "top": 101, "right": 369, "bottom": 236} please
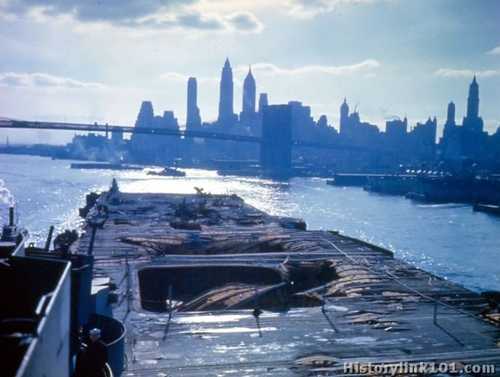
{"left": 77, "top": 189, "right": 500, "bottom": 376}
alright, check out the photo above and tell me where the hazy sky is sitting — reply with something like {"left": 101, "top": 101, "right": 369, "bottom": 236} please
{"left": 0, "top": 0, "right": 499, "bottom": 144}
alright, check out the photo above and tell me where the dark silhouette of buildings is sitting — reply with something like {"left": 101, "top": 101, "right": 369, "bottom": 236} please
{"left": 385, "top": 117, "right": 408, "bottom": 144}
{"left": 317, "top": 115, "right": 328, "bottom": 129}
{"left": 409, "top": 117, "right": 437, "bottom": 162}
{"left": 289, "top": 101, "right": 316, "bottom": 141}
{"left": 339, "top": 98, "right": 380, "bottom": 145}
{"left": 5, "top": 53, "right": 498, "bottom": 175}
{"left": 186, "top": 77, "right": 201, "bottom": 130}
{"left": 63, "top": 61, "right": 496, "bottom": 175}
{"left": 217, "top": 58, "right": 237, "bottom": 127}
{"left": 439, "top": 77, "right": 490, "bottom": 166}
{"left": 130, "top": 101, "right": 179, "bottom": 163}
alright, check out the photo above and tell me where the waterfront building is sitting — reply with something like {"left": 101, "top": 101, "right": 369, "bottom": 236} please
{"left": 384, "top": 117, "right": 408, "bottom": 158}
{"left": 408, "top": 117, "right": 437, "bottom": 162}
{"left": 186, "top": 77, "right": 202, "bottom": 130}
{"left": 135, "top": 101, "right": 155, "bottom": 129}
{"left": 156, "top": 111, "right": 179, "bottom": 130}
{"left": 385, "top": 117, "right": 408, "bottom": 144}
{"left": 339, "top": 98, "right": 380, "bottom": 145}
{"left": 130, "top": 101, "right": 180, "bottom": 163}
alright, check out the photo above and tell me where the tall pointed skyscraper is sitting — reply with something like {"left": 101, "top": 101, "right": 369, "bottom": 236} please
{"left": 463, "top": 76, "right": 484, "bottom": 132}
{"left": 339, "top": 98, "right": 350, "bottom": 135}
{"left": 186, "top": 77, "right": 201, "bottom": 129}
{"left": 242, "top": 67, "right": 256, "bottom": 114}
{"left": 217, "top": 58, "right": 235, "bottom": 126}
{"left": 466, "top": 76, "right": 479, "bottom": 119}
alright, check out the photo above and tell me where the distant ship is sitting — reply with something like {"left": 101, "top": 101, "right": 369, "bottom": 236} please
{"left": 146, "top": 167, "right": 186, "bottom": 177}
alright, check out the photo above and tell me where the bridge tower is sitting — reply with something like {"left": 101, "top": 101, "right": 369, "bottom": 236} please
{"left": 260, "top": 105, "right": 292, "bottom": 176}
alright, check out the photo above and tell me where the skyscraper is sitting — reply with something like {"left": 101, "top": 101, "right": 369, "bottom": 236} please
{"left": 242, "top": 67, "right": 256, "bottom": 114}
{"left": 446, "top": 101, "right": 456, "bottom": 127}
{"left": 441, "top": 101, "right": 460, "bottom": 160}
{"left": 339, "top": 98, "right": 349, "bottom": 135}
{"left": 217, "top": 58, "right": 235, "bottom": 126}
{"left": 466, "top": 76, "right": 479, "bottom": 119}
{"left": 135, "top": 101, "right": 154, "bottom": 129}
{"left": 463, "top": 76, "right": 484, "bottom": 132}
{"left": 131, "top": 101, "right": 155, "bottom": 160}
{"left": 258, "top": 93, "right": 268, "bottom": 113}
{"left": 186, "top": 77, "right": 201, "bottom": 129}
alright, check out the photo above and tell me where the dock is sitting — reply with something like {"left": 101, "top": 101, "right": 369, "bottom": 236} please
{"left": 76, "top": 186, "right": 500, "bottom": 376}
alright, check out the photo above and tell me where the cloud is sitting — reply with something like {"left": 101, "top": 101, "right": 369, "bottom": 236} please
{"left": 176, "top": 12, "right": 225, "bottom": 30}
{"left": 225, "top": 11, "right": 263, "bottom": 32}
{"left": 131, "top": 12, "right": 225, "bottom": 31}
{"left": 287, "top": 0, "right": 380, "bottom": 18}
{"left": 134, "top": 11, "right": 262, "bottom": 33}
{"left": 0, "top": 0, "right": 263, "bottom": 33}
{"left": 434, "top": 68, "right": 500, "bottom": 78}
{"left": 1, "top": 0, "right": 192, "bottom": 23}
{"left": 236, "top": 59, "right": 381, "bottom": 76}
{"left": 0, "top": 72, "right": 107, "bottom": 89}
{"left": 486, "top": 46, "right": 500, "bottom": 56}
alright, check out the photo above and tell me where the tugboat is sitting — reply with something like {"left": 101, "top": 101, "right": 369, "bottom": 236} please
{"left": 146, "top": 166, "right": 186, "bottom": 177}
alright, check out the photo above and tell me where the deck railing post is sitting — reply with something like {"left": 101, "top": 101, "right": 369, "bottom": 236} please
{"left": 433, "top": 301, "right": 438, "bottom": 325}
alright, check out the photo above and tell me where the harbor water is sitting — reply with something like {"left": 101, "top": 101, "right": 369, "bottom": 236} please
{"left": 1, "top": 153, "right": 499, "bottom": 292}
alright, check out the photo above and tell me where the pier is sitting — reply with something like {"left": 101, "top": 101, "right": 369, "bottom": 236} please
{"left": 75, "top": 184, "right": 500, "bottom": 376}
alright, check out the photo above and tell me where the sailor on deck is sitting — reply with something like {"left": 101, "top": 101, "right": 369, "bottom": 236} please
{"left": 75, "top": 328, "right": 109, "bottom": 377}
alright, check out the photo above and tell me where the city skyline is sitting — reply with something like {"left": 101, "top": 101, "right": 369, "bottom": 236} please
{"left": 1, "top": 72, "right": 495, "bottom": 180}
{"left": 0, "top": 0, "right": 500, "bottom": 145}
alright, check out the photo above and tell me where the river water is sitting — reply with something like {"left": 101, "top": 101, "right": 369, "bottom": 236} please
{"left": 1, "top": 154, "right": 499, "bottom": 292}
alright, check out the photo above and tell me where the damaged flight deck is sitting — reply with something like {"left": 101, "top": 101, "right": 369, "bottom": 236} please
{"left": 76, "top": 182, "right": 500, "bottom": 376}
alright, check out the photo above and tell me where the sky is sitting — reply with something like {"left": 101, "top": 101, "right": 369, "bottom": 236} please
{"left": 0, "top": 0, "right": 499, "bottom": 144}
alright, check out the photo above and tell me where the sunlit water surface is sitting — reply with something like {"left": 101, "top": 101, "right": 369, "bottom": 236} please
{"left": 1, "top": 154, "right": 499, "bottom": 292}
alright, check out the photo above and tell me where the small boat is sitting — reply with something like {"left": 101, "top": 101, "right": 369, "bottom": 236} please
{"left": 147, "top": 167, "right": 186, "bottom": 177}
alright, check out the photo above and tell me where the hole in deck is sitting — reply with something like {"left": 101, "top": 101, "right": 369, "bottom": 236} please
{"left": 138, "top": 265, "right": 283, "bottom": 312}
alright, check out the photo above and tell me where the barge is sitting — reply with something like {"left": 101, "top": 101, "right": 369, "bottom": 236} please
{"left": 75, "top": 182, "right": 500, "bottom": 376}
